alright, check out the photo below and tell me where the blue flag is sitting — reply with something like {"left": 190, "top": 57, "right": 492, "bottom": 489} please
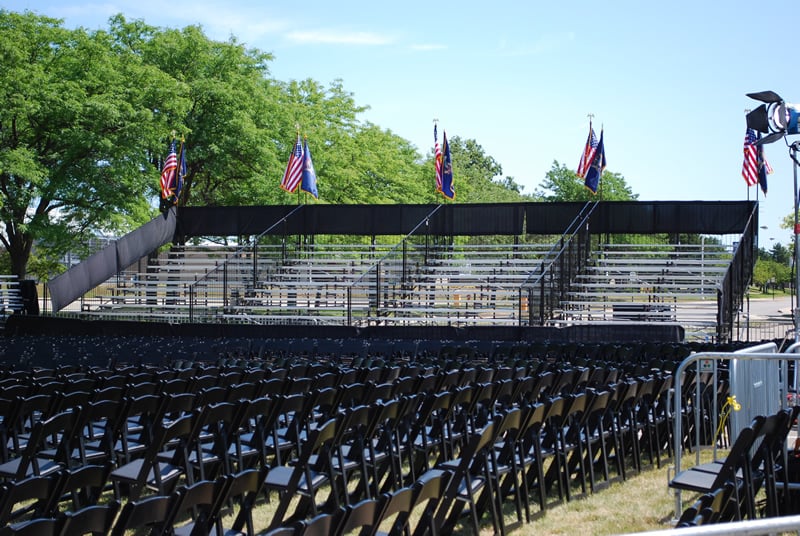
{"left": 176, "top": 139, "right": 186, "bottom": 202}
{"left": 440, "top": 131, "right": 455, "bottom": 200}
{"left": 301, "top": 138, "right": 318, "bottom": 199}
{"left": 757, "top": 133, "right": 768, "bottom": 196}
{"left": 584, "top": 129, "right": 606, "bottom": 194}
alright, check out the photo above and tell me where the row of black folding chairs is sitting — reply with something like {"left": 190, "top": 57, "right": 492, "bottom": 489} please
{"left": 0, "top": 370, "right": 677, "bottom": 534}
{"left": 0, "top": 363, "right": 677, "bottom": 484}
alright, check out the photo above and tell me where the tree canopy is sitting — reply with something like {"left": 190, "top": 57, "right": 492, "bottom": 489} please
{"left": 0, "top": 10, "right": 636, "bottom": 280}
{"left": 534, "top": 161, "right": 637, "bottom": 202}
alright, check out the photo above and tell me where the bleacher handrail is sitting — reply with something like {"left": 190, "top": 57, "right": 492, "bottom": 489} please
{"left": 348, "top": 204, "right": 443, "bottom": 288}
{"left": 517, "top": 201, "right": 598, "bottom": 325}
{"left": 716, "top": 203, "right": 758, "bottom": 342}
{"left": 185, "top": 204, "right": 305, "bottom": 321}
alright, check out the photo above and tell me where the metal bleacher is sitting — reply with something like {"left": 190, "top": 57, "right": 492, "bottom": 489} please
{"left": 0, "top": 276, "right": 22, "bottom": 328}
{"left": 66, "top": 236, "right": 739, "bottom": 341}
{"left": 77, "top": 241, "right": 554, "bottom": 326}
{"left": 555, "top": 242, "right": 732, "bottom": 335}
{"left": 48, "top": 201, "right": 756, "bottom": 342}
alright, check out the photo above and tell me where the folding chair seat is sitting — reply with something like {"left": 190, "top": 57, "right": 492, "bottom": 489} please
{"left": 183, "top": 401, "right": 244, "bottom": 481}
{"left": 59, "top": 500, "right": 120, "bottom": 536}
{"left": 408, "top": 391, "right": 452, "bottom": 479}
{"left": 109, "top": 493, "right": 176, "bottom": 536}
{"left": 4, "top": 394, "right": 56, "bottom": 458}
{"left": 114, "top": 394, "right": 165, "bottom": 464}
{"left": 516, "top": 402, "right": 547, "bottom": 516}
{"left": 235, "top": 396, "right": 279, "bottom": 470}
{"left": 581, "top": 389, "right": 617, "bottom": 491}
{"left": 0, "top": 409, "right": 82, "bottom": 481}
{"left": 433, "top": 419, "right": 500, "bottom": 536}
{"left": 264, "top": 418, "right": 339, "bottom": 531}
{"left": 482, "top": 407, "right": 525, "bottom": 536}
{"left": 669, "top": 418, "right": 764, "bottom": 521}
{"left": 109, "top": 412, "right": 195, "bottom": 501}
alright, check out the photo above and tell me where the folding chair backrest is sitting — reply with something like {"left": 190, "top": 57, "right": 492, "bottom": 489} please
{"left": 110, "top": 494, "right": 174, "bottom": 536}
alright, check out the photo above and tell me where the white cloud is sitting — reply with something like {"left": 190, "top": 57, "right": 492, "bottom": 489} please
{"left": 285, "top": 29, "right": 394, "bottom": 46}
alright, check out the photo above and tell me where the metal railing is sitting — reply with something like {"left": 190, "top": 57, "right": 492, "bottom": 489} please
{"left": 671, "top": 342, "right": 800, "bottom": 518}
{"left": 518, "top": 201, "right": 597, "bottom": 325}
{"left": 622, "top": 514, "right": 800, "bottom": 536}
{"left": 717, "top": 203, "right": 758, "bottom": 342}
{"left": 346, "top": 205, "right": 442, "bottom": 326}
{"left": 186, "top": 205, "right": 305, "bottom": 322}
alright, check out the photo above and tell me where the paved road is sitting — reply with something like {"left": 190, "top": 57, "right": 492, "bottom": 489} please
{"left": 745, "top": 296, "right": 794, "bottom": 320}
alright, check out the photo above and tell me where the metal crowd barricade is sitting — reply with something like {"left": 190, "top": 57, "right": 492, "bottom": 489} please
{"left": 671, "top": 342, "right": 800, "bottom": 519}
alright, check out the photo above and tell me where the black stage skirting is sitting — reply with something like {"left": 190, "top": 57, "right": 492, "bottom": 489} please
{"left": 5, "top": 314, "right": 684, "bottom": 344}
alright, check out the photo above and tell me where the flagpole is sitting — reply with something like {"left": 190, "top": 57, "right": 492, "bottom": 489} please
{"left": 433, "top": 118, "right": 441, "bottom": 205}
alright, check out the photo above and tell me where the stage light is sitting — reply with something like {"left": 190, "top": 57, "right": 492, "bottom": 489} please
{"left": 746, "top": 90, "right": 800, "bottom": 144}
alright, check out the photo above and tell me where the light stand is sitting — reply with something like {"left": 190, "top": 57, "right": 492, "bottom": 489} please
{"left": 791, "top": 141, "right": 800, "bottom": 342}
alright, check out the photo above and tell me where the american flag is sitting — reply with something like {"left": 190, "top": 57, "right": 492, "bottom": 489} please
{"left": 160, "top": 141, "right": 178, "bottom": 199}
{"left": 577, "top": 124, "right": 598, "bottom": 178}
{"left": 280, "top": 134, "right": 304, "bottom": 193}
{"left": 434, "top": 124, "right": 443, "bottom": 192}
{"left": 742, "top": 128, "right": 759, "bottom": 187}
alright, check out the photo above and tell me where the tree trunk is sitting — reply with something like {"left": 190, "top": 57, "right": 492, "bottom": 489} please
{"left": 7, "top": 233, "right": 32, "bottom": 280}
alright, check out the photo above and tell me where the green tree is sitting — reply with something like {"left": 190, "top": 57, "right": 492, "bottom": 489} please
{"left": 430, "top": 136, "right": 532, "bottom": 203}
{"left": 110, "top": 17, "right": 283, "bottom": 207}
{"left": 752, "top": 258, "right": 790, "bottom": 293}
{"left": 0, "top": 11, "right": 184, "bottom": 278}
{"left": 534, "top": 161, "right": 638, "bottom": 202}
{"left": 769, "top": 242, "right": 791, "bottom": 265}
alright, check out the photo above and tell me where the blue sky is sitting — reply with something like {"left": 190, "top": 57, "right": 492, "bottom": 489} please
{"left": 6, "top": 0, "right": 800, "bottom": 247}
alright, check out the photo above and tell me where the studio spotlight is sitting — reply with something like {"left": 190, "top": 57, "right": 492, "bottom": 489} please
{"left": 746, "top": 90, "right": 800, "bottom": 144}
